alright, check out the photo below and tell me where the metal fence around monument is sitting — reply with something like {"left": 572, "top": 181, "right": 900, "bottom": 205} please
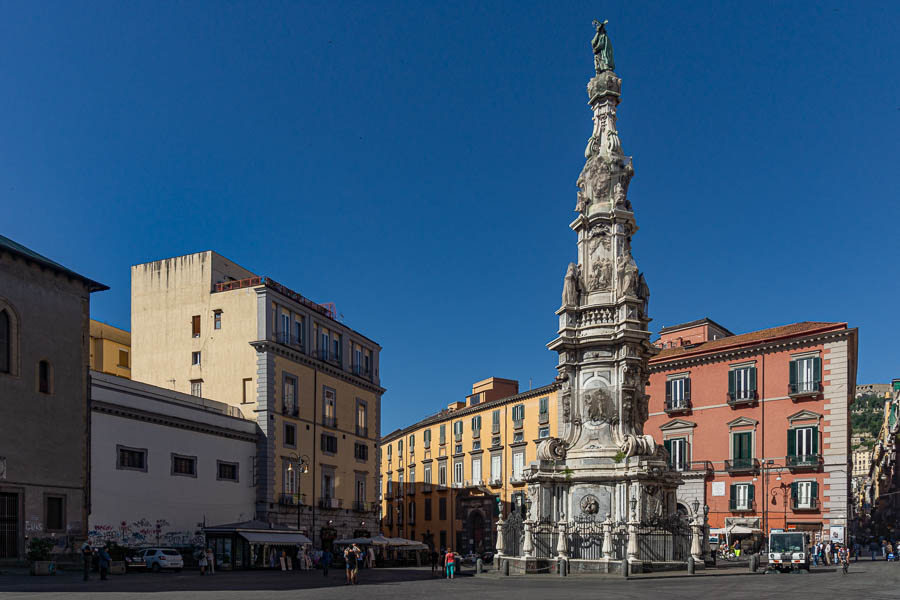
{"left": 635, "top": 519, "right": 691, "bottom": 563}
{"left": 533, "top": 519, "right": 558, "bottom": 559}
{"left": 502, "top": 512, "right": 524, "bottom": 557}
{"left": 566, "top": 516, "right": 604, "bottom": 560}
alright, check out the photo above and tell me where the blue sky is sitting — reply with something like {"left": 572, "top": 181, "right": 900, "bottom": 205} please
{"left": 2, "top": 2, "right": 898, "bottom": 434}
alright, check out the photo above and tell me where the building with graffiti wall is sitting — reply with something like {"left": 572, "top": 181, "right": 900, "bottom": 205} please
{"left": 89, "top": 371, "right": 258, "bottom": 548}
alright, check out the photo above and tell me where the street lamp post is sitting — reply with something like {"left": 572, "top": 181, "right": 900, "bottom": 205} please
{"left": 286, "top": 454, "right": 310, "bottom": 532}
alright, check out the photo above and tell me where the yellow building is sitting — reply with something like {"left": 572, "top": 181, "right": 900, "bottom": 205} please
{"left": 380, "top": 377, "right": 559, "bottom": 553}
{"left": 130, "top": 251, "right": 384, "bottom": 547}
{"left": 89, "top": 319, "right": 132, "bottom": 378}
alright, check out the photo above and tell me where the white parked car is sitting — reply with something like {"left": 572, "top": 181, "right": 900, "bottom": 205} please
{"left": 131, "top": 548, "right": 184, "bottom": 572}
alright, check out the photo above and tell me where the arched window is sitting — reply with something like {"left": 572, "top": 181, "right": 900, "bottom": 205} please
{"left": 0, "top": 310, "right": 9, "bottom": 374}
{"left": 38, "top": 360, "right": 51, "bottom": 394}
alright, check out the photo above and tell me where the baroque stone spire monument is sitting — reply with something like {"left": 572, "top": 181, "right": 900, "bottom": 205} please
{"left": 523, "top": 21, "right": 681, "bottom": 561}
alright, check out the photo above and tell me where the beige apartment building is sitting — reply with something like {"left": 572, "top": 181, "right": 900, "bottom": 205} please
{"left": 380, "top": 377, "right": 559, "bottom": 554}
{"left": 131, "top": 251, "right": 384, "bottom": 547}
{"left": 89, "top": 319, "right": 131, "bottom": 378}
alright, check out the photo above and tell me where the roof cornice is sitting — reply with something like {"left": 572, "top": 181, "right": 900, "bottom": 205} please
{"left": 92, "top": 400, "right": 259, "bottom": 443}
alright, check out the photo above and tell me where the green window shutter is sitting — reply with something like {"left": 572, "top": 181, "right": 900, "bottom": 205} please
{"left": 728, "top": 370, "right": 735, "bottom": 398}
{"left": 684, "top": 378, "right": 691, "bottom": 403}
{"left": 732, "top": 433, "right": 739, "bottom": 460}
{"left": 812, "top": 427, "right": 819, "bottom": 456}
{"left": 665, "top": 380, "right": 672, "bottom": 404}
{"left": 790, "top": 481, "right": 798, "bottom": 500}
{"left": 789, "top": 360, "right": 797, "bottom": 387}
{"left": 748, "top": 484, "right": 755, "bottom": 503}
{"left": 811, "top": 481, "right": 818, "bottom": 499}
{"left": 748, "top": 367, "right": 758, "bottom": 394}
{"left": 664, "top": 439, "right": 672, "bottom": 462}
{"left": 787, "top": 428, "right": 796, "bottom": 457}
{"left": 813, "top": 357, "right": 822, "bottom": 385}
{"left": 730, "top": 483, "right": 736, "bottom": 500}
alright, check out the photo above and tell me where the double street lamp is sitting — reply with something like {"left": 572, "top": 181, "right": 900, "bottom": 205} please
{"left": 286, "top": 454, "right": 310, "bottom": 532}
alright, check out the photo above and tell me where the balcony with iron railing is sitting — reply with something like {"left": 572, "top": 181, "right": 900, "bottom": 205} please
{"left": 315, "top": 348, "right": 342, "bottom": 367}
{"left": 786, "top": 454, "right": 823, "bottom": 471}
{"left": 275, "top": 330, "right": 304, "bottom": 351}
{"left": 318, "top": 497, "right": 343, "bottom": 509}
{"left": 725, "top": 458, "right": 760, "bottom": 474}
{"left": 351, "top": 363, "right": 373, "bottom": 379}
{"left": 728, "top": 499, "right": 756, "bottom": 512}
{"left": 322, "top": 415, "right": 337, "bottom": 429}
{"left": 791, "top": 497, "right": 819, "bottom": 511}
{"left": 356, "top": 424, "right": 368, "bottom": 438}
{"left": 352, "top": 501, "right": 376, "bottom": 512}
{"left": 789, "top": 381, "right": 822, "bottom": 399}
{"left": 278, "top": 493, "right": 305, "bottom": 506}
{"left": 665, "top": 399, "right": 692, "bottom": 415}
{"left": 727, "top": 389, "right": 758, "bottom": 407}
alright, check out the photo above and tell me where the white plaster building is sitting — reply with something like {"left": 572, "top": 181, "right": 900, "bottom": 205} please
{"left": 89, "top": 371, "right": 258, "bottom": 547}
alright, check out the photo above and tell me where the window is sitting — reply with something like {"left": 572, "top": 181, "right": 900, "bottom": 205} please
{"left": 439, "top": 497, "right": 447, "bottom": 520}
{"left": 472, "top": 440, "right": 481, "bottom": 450}
{"left": 732, "top": 431, "right": 752, "bottom": 468}
{"left": 491, "top": 436, "right": 501, "bottom": 447}
{"left": 453, "top": 461, "right": 463, "bottom": 484}
{"left": 491, "top": 454, "right": 501, "bottom": 482}
{"left": 664, "top": 438, "right": 688, "bottom": 470}
{"left": 45, "top": 496, "right": 65, "bottom": 532}
{"left": 471, "top": 415, "right": 482, "bottom": 435}
{"left": 356, "top": 400, "right": 367, "bottom": 436}
{"left": 454, "top": 444, "right": 463, "bottom": 455}
{"left": 492, "top": 409, "right": 500, "bottom": 432}
{"left": 438, "top": 463, "right": 447, "bottom": 486}
{"left": 512, "top": 404, "right": 525, "bottom": 423}
{"left": 280, "top": 313, "right": 290, "bottom": 344}
{"left": 790, "top": 356, "right": 822, "bottom": 394}
{"left": 0, "top": 309, "right": 9, "bottom": 373}
{"left": 666, "top": 377, "right": 690, "bottom": 410}
{"left": 512, "top": 451, "right": 524, "bottom": 480}
{"left": 387, "top": 478, "right": 393, "bottom": 495}
{"left": 453, "top": 420, "right": 463, "bottom": 438}
{"left": 539, "top": 397, "right": 549, "bottom": 422}
{"left": 788, "top": 427, "right": 819, "bottom": 466}
{"left": 398, "top": 472, "right": 404, "bottom": 495}
{"left": 242, "top": 378, "right": 253, "bottom": 404}
{"left": 409, "top": 501, "right": 415, "bottom": 523}
{"left": 538, "top": 427, "right": 550, "bottom": 439}
{"left": 284, "top": 423, "right": 297, "bottom": 448}
{"left": 472, "top": 457, "right": 482, "bottom": 484}
{"left": 191, "top": 315, "right": 201, "bottom": 337}
{"left": 332, "top": 335, "right": 341, "bottom": 364}
{"left": 38, "top": 360, "right": 51, "bottom": 394}
{"left": 322, "top": 387, "right": 336, "bottom": 427}
{"left": 171, "top": 454, "right": 197, "bottom": 477}
{"left": 321, "top": 433, "right": 338, "bottom": 454}
{"left": 354, "top": 442, "right": 369, "bottom": 461}
{"left": 792, "top": 480, "right": 818, "bottom": 509}
{"left": 439, "top": 424, "right": 447, "bottom": 445}
{"left": 513, "top": 432, "right": 524, "bottom": 443}
{"left": 470, "top": 392, "right": 481, "bottom": 405}
{"left": 190, "top": 379, "right": 202, "bottom": 397}
{"left": 398, "top": 439, "right": 403, "bottom": 455}
{"left": 424, "top": 498, "right": 432, "bottom": 520}
{"left": 387, "top": 444, "right": 392, "bottom": 460}
{"left": 409, "top": 434, "right": 415, "bottom": 451}
{"left": 409, "top": 466, "right": 416, "bottom": 487}
{"left": 355, "top": 475, "right": 366, "bottom": 504}
{"left": 214, "top": 311, "right": 222, "bottom": 330}
{"left": 424, "top": 464, "right": 432, "bottom": 484}
{"left": 424, "top": 429, "right": 431, "bottom": 447}
{"left": 728, "top": 366, "right": 757, "bottom": 401}
{"left": 294, "top": 317, "right": 304, "bottom": 348}
{"left": 118, "top": 349, "right": 129, "bottom": 368}
{"left": 117, "top": 446, "right": 147, "bottom": 472}
{"left": 192, "top": 351, "right": 201, "bottom": 365}
{"left": 729, "top": 483, "right": 754, "bottom": 511}
{"left": 321, "top": 470, "right": 335, "bottom": 499}
{"left": 283, "top": 375, "right": 297, "bottom": 415}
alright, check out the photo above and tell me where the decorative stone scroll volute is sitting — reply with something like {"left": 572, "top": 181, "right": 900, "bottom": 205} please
{"left": 525, "top": 21, "right": 682, "bottom": 544}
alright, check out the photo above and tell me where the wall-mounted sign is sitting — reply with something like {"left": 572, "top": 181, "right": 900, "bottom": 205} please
{"left": 711, "top": 481, "right": 725, "bottom": 496}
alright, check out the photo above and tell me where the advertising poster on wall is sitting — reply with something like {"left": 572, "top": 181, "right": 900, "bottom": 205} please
{"left": 830, "top": 525, "right": 845, "bottom": 543}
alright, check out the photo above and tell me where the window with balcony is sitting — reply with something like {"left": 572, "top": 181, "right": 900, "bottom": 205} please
{"left": 539, "top": 396, "right": 549, "bottom": 423}
{"left": 321, "top": 433, "right": 337, "bottom": 454}
{"left": 512, "top": 404, "right": 525, "bottom": 427}
{"left": 791, "top": 480, "right": 818, "bottom": 509}
{"left": 424, "top": 464, "right": 432, "bottom": 489}
{"left": 322, "top": 387, "right": 337, "bottom": 427}
{"left": 729, "top": 482, "right": 754, "bottom": 511}
{"left": 283, "top": 460, "right": 297, "bottom": 495}
{"left": 491, "top": 454, "right": 502, "bottom": 483}
{"left": 728, "top": 366, "right": 757, "bottom": 404}
{"left": 472, "top": 457, "right": 482, "bottom": 484}
{"left": 453, "top": 461, "right": 463, "bottom": 485}
{"left": 728, "top": 430, "right": 755, "bottom": 472}
{"left": 664, "top": 437, "right": 688, "bottom": 471}
{"left": 787, "top": 426, "right": 820, "bottom": 468}
{"left": 512, "top": 451, "right": 524, "bottom": 481}
{"left": 438, "top": 463, "right": 447, "bottom": 487}
{"left": 283, "top": 375, "right": 298, "bottom": 415}
{"left": 665, "top": 376, "right": 691, "bottom": 412}
{"left": 789, "top": 356, "right": 822, "bottom": 396}
{"left": 356, "top": 400, "right": 368, "bottom": 437}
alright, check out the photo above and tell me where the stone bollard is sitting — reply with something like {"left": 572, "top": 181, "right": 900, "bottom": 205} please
{"left": 476, "top": 558, "right": 483, "bottom": 574}
{"left": 687, "top": 556, "right": 695, "bottom": 575}
{"left": 503, "top": 558, "right": 510, "bottom": 576}
{"left": 558, "top": 557, "right": 568, "bottom": 577}
{"left": 749, "top": 554, "right": 758, "bottom": 573}
{"left": 622, "top": 558, "right": 629, "bottom": 579}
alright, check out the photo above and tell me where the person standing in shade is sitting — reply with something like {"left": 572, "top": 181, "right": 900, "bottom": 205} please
{"left": 430, "top": 549, "right": 438, "bottom": 574}
{"left": 81, "top": 541, "right": 93, "bottom": 582}
{"left": 344, "top": 545, "right": 357, "bottom": 584}
{"left": 198, "top": 549, "right": 208, "bottom": 575}
{"left": 322, "top": 548, "right": 332, "bottom": 577}
{"left": 206, "top": 548, "right": 216, "bottom": 575}
{"left": 98, "top": 546, "right": 111, "bottom": 581}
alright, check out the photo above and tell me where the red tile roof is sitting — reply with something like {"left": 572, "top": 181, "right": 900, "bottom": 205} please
{"left": 651, "top": 321, "right": 848, "bottom": 362}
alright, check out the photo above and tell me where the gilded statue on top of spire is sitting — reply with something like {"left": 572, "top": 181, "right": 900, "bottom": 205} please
{"left": 591, "top": 20, "right": 615, "bottom": 74}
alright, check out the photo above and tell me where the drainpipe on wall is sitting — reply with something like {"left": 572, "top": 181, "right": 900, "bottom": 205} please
{"left": 312, "top": 368, "right": 317, "bottom": 547}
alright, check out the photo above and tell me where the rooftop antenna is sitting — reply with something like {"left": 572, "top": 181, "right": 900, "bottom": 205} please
{"left": 529, "top": 378, "right": 532, "bottom": 391}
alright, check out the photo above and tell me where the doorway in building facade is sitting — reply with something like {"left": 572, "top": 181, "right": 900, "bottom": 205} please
{"left": 0, "top": 493, "right": 18, "bottom": 559}
{"left": 467, "top": 510, "right": 486, "bottom": 554}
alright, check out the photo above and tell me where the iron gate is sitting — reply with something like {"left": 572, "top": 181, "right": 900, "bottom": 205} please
{"left": 567, "top": 516, "right": 604, "bottom": 560}
{"left": 502, "top": 511, "right": 524, "bottom": 557}
{"left": 0, "top": 493, "right": 18, "bottom": 559}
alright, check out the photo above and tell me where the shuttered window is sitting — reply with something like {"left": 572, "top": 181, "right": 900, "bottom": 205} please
{"left": 191, "top": 315, "right": 201, "bottom": 337}
{"left": 789, "top": 357, "right": 822, "bottom": 394}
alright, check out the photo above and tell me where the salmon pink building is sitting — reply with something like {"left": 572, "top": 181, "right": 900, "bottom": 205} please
{"left": 645, "top": 319, "right": 858, "bottom": 540}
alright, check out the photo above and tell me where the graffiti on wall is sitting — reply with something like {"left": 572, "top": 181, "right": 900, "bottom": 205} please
{"left": 87, "top": 518, "right": 204, "bottom": 548}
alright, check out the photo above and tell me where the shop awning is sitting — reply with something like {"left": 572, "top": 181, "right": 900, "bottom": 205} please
{"left": 240, "top": 531, "right": 312, "bottom": 545}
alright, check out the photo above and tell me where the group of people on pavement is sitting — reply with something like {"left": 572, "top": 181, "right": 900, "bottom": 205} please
{"left": 81, "top": 541, "right": 111, "bottom": 582}
{"left": 429, "top": 548, "right": 461, "bottom": 579}
{"left": 867, "top": 538, "right": 900, "bottom": 561}
{"left": 809, "top": 541, "right": 851, "bottom": 570}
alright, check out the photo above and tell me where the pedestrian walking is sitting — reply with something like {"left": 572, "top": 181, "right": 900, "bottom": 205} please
{"left": 98, "top": 546, "right": 111, "bottom": 581}
{"left": 198, "top": 550, "right": 208, "bottom": 575}
{"left": 206, "top": 548, "right": 216, "bottom": 575}
{"left": 367, "top": 545, "right": 375, "bottom": 569}
{"left": 81, "top": 541, "right": 93, "bottom": 582}
{"left": 353, "top": 544, "right": 363, "bottom": 581}
{"left": 444, "top": 548, "right": 456, "bottom": 580}
{"left": 344, "top": 545, "right": 358, "bottom": 584}
{"left": 322, "top": 548, "right": 332, "bottom": 577}
{"left": 430, "top": 549, "right": 438, "bottom": 574}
